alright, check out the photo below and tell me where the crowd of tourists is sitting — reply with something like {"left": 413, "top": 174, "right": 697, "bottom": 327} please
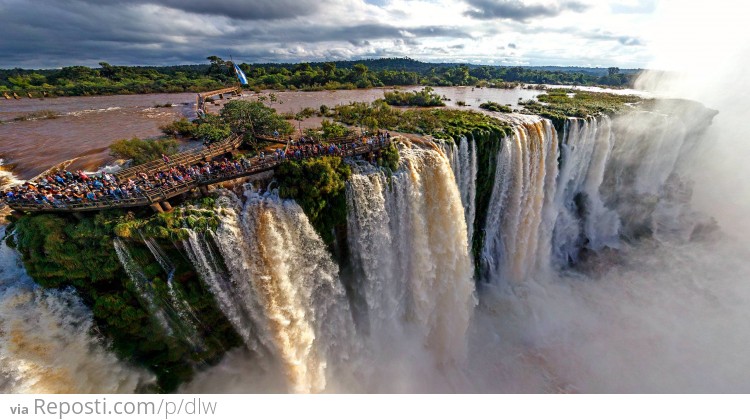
{"left": 2, "top": 132, "right": 391, "bottom": 209}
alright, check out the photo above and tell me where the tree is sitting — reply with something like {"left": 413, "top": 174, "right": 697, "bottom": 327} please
{"left": 194, "top": 122, "right": 231, "bottom": 144}
{"left": 206, "top": 56, "right": 230, "bottom": 80}
{"left": 322, "top": 62, "right": 336, "bottom": 76}
{"left": 353, "top": 63, "right": 369, "bottom": 76}
{"left": 219, "top": 100, "right": 293, "bottom": 137}
{"left": 608, "top": 67, "right": 620, "bottom": 76}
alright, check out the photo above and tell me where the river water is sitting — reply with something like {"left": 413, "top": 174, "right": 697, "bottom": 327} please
{"left": 0, "top": 93, "right": 197, "bottom": 180}
{"left": 0, "top": 87, "right": 544, "bottom": 182}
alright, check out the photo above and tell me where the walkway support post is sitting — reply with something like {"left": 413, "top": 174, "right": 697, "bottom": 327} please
{"left": 150, "top": 202, "right": 164, "bottom": 213}
{"left": 161, "top": 200, "right": 173, "bottom": 212}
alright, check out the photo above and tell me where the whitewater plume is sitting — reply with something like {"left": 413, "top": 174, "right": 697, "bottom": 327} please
{"left": 0, "top": 227, "right": 153, "bottom": 393}
{"left": 211, "top": 191, "right": 355, "bottom": 393}
{"left": 551, "top": 116, "right": 620, "bottom": 265}
{"left": 346, "top": 144, "right": 476, "bottom": 365}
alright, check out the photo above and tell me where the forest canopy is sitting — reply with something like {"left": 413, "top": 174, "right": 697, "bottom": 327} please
{"left": 0, "top": 58, "right": 639, "bottom": 97}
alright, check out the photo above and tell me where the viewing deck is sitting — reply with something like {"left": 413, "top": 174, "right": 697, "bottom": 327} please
{"left": 115, "top": 134, "right": 244, "bottom": 181}
{"left": 6, "top": 140, "right": 391, "bottom": 213}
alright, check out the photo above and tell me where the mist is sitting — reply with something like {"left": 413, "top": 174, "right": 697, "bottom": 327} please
{"left": 182, "top": 5, "right": 750, "bottom": 390}
{"left": 463, "top": 0, "right": 750, "bottom": 393}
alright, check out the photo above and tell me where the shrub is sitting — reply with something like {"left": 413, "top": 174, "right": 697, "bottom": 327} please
{"left": 383, "top": 87, "right": 445, "bottom": 107}
{"left": 109, "top": 137, "right": 178, "bottom": 166}
{"left": 479, "top": 101, "right": 512, "bottom": 113}
{"left": 160, "top": 118, "right": 196, "bottom": 137}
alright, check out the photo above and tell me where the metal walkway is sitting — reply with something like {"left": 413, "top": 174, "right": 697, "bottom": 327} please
{"left": 7, "top": 141, "right": 391, "bottom": 213}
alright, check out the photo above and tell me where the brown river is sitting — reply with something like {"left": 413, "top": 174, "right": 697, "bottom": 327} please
{"left": 0, "top": 86, "right": 543, "bottom": 183}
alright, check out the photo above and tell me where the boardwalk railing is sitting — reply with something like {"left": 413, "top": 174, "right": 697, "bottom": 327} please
{"left": 197, "top": 86, "right": 242, "bottom": 113}
{"left": 114, "top": 134, "right": 244, "bottom": 181}
{"left": 6, "top": 141, "right": 391, "bottom": 213}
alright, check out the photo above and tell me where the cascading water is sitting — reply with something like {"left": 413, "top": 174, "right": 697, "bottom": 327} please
{"left": 346, "top": 143, "right": 476, "bottom": 365}
{"left": 141, "top": 234, "right": 202, "bottom": 341}
{"left": 141, "top": 234, "right": 176, "bottom": 281}
{"left": 551, "top": 116, "right": 621, "bottom": 265}
{"left": 113, "top": 238, "right": 173, "bottom": 335}
{"left": 0, "top": 226, "right": 152, "bottom": 393}
{"left": 440, "top": 136, "right": 478, "bottom": 246}
{"left": 183, "top": 229, "right": 262, "bottom": 353}
{"left": 3, "top": 100, "right": 726, "bottom": 393}
{"left": 209, "top": 190, "right": 356, "bottom": 393}
{"left": 467, "top": 110, "right": 704, "bottom": 286}
{"left": 481, "top": 117, "right": 560, "bottom": 285}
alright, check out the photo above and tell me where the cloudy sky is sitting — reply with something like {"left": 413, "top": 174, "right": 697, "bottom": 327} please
{"left": 0, "top": 0, "right": 665, "bottom": 69}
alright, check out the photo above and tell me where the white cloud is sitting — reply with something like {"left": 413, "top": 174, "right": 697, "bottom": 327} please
{"left": 0, "top": 0, "right": 658, "bottom": 67}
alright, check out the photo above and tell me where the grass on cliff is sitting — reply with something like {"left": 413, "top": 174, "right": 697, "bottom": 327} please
{"left": 333, "top": 99, "right": 513, "bottom": 139}
{"left": 522, "top": 88, "right": 644, "bottom": 129}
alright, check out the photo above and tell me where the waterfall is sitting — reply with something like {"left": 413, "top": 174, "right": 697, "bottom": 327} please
{"left": 440, "top": 136, "right": 478, "bottom": 247}
{"left": 0, "top": 226, "right": 152, "bottom": 393}
{"left": 477, "top": 111, "right": 700, "bottom": 284}
{"left": 183, "top": 229, "right": 261, "bottom": 352}
{"left": 210, "top": 191, "right": 356, "bottom": 393}
{"left": 481, "top": 118, "right": 560, "bottom": 284}
{"left": 551, "top": 116, "right": 621, "bottom": 264}
{"left": 346, "top": 144, "right": 476, "bottom": 365}
{"left": 113, "top": 238, "right": 173, "bottom": 335}
{"left": 141, "top": 234, "right": 175, "bottom": 281}
{"left": 141, "top": 234, "right": 202, "bottom": 342}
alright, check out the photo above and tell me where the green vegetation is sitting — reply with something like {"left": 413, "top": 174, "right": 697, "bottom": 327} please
{"left": 109, "top": 137, "right": 179, "bottom": 166}
{"left": 378, "top": 143, "right": 400, "bottom": 173}
{"left": 276, "top": 156, "right": 352, "bottom": 245}
{"left": 461, "top": 131, "right": 506, "bottom": 272}
{"left": 320, "top": 120, "right": 351, "bottom": 139}
{"left": 9, "top": 206, "right": 241, "bottom": 392}
{"left": 160, "top": 117, "right": 196, "bottom": 138}
{"left": 522, "top": 88, "right": 643, "bottom": 129}
{"left": 0, "top": 62, "right": 224, "bottom": 97}
{"left": 220, "top": 99, "right": 293, "bottom": 138}
{"left": 383, "top": 87, "right": 445, "bottom": 107}
{"left": 302, "top": 120, "right": 353, "bottom": 143}
{"left": 479, "top": 101, "right": 512, "bottom": 113}
{"left": 112, "top": 199, "right": 220, "bottom": 240}
{"left": 333, "top": 99, "right": 512, "bottom": 139}
{"left": 159, "top": 100, "right": 289, "bottom": 151}
{"left": 0, "top": 58, "right": 638, "bottom": 98}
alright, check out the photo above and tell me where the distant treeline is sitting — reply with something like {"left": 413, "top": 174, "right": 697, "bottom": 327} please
{"left": 0, "top": 57, "right": 639, "bottom": 97}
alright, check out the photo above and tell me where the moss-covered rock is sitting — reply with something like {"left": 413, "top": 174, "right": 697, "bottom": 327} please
{"left": 10, "top": 207, "right": 242, "bottom": 392}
